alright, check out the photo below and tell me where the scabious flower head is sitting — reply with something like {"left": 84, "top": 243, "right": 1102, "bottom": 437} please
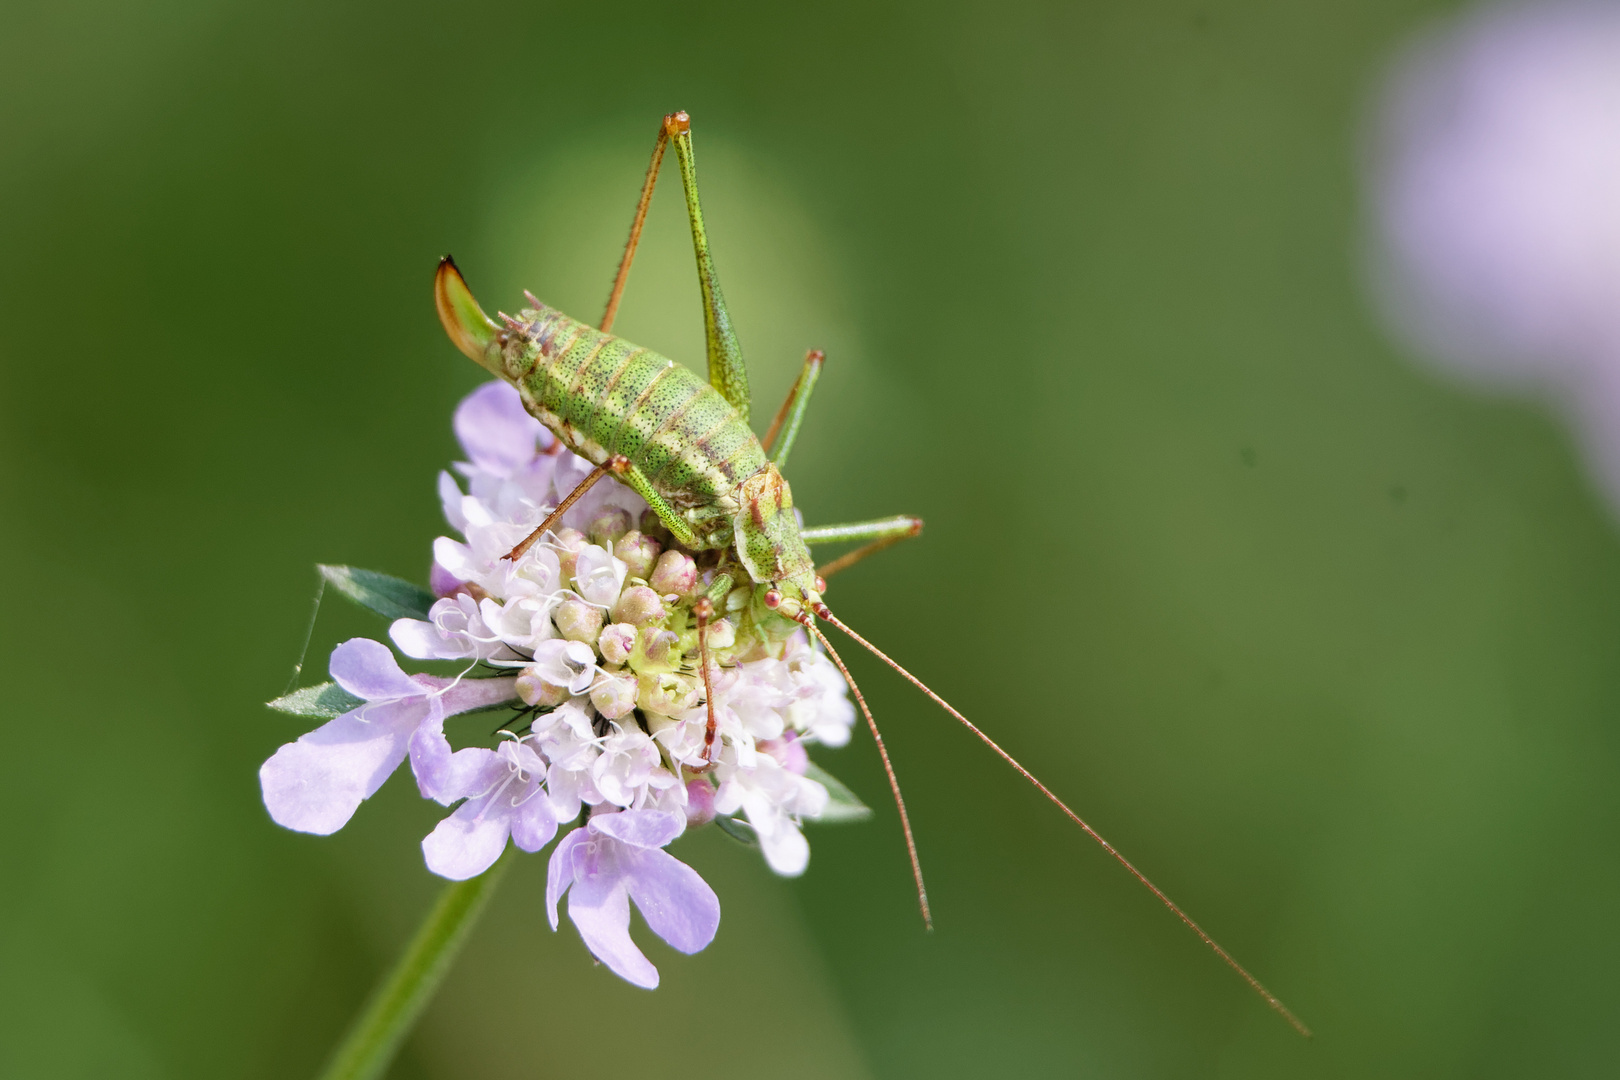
{"left": 262, "top": 381, "right": 864, "bottom": 988}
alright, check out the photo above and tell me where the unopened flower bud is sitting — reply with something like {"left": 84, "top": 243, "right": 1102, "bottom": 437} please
{"left": 598, "top": 622, "right": 638, "bottom": 665}
{"left": 639, "top": 671, "right": 699, "bottom": 716}
{"left": 553, "top": 597, "right": 604, "bottom": 644}
{"left": 704, "top": 617, "right": 735, "bottom": 651}
{"left": 615, "top": 529, "right": 662, "bottom": 579}
{"left": 641, "top": 627, "right": 681, "bottom": 667}
{"left": 587, "top": 507, "right": 633, "bottom": 548}
{"left": 685, "top": 779, "right": 717, "bottom": 827}
{"left": 552, "top": 527, "right": 586, "bottom": 580}
{"left": 650, "top": 550, "right": 698, "bottom": 597}
{"left": 589, "top": 670, "right": 639, "bottom": 720}
{"left": 613, "top": 585, "right": 665, "bottom": 627}
{"left": 515, "top": 667, "right": 569, "bottom": 708}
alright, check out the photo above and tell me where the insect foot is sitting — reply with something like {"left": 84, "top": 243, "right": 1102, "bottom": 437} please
{"left": 263, "top": 380, "right": 870, "bottom": 990}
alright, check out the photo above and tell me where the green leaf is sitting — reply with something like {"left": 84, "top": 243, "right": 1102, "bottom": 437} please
{"left": 713, "top": 814, "right": 758, "bottom": 846}
{"left": 268, "top": 681, "right": 365, "bottom": 719}
{"left": 319, "top": 564, "right": 436, "bottom": 621}
{"left": 803, "top": 761, "right": 872, "bottom": 823}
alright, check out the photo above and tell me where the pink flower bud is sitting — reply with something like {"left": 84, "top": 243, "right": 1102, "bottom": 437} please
{"left": 515, "top": 667, "right": 569, "bottom": 707}
{"left": 704, "top": 617, "right": 735, "bottom": 651}
{"left": 612, "top": 585, "right": 665, "bottom": 627}
{"left": 587, "top": 507, "right": 634, "bottom": 548}
{"left": 615, "top": 529, "right": 662, "bottom": 580}
{"left": 552, "top": 527, "right": 586, "bottom": 580}
{"left": 641, "top": 627, "right": 681, "bottom": 667}
{"left": 685, "top": 778, "right": 717, "bottom": 827}
{"left": 649, "top": 550, "right": 698, "bottom": 597}
{"left": 598, "top": 622, "right": 637, "bottom": 665}
{"left": 589, "top": 670, "right": 639, "bottom": 720}
{"left": 553, "top": 597, "right": 604, "bottom": 643}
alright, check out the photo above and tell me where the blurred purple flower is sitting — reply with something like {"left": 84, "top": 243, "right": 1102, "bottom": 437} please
{"left": 546, "top": 810, "right": 720, "bottom": 989}
{"left": 453, "top": 380, "right": 554, "bottom": 477}
{"left": 1370, "top": 0, "right": 1620, "bottom": 504}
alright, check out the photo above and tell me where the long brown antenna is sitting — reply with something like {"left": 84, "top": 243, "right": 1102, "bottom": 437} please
{"left": 790, "top": 609, "right": 932, "bottom": 931}
{"left": 812, "top": 602, "right": 1311, "bottom": 1039}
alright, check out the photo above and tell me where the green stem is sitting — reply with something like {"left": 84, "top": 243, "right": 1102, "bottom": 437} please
{"left": 316, "top": 856, "right": 510, "bottom": 1080}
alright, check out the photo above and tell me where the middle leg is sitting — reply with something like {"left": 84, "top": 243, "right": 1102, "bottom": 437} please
{"left": 802, "top": 515, "right": 924, "bottom": 579}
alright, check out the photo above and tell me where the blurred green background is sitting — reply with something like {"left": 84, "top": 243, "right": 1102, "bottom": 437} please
{"left": 5, "top": 0, "right": 1619, "bottom": 1076}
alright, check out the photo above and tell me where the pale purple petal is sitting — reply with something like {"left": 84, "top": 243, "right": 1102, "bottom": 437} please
{"left": 422, "top": 795, "right": 512, "bottom": 880}
{"left": 328, "top": 638, "right": 417, "bottom": 701}
{"left": 622, "top": 846, "right": 720, "bottom": 955}
{"left": 259, "top": 698, "right": 426, "bottom": 834}
{"left": 529, "top": 638, "right": 598, "bottom": 695}
{"left": 388, "top": 618, "right": 457, "bottom": 661}
{"left": 547, "top": 827, "right": 588, "bottom": 931}
{"left": 438, "top": 470, "right": 469, "bottom": 532}
{"left": 572, "top": 544, "right": 628, "bottom": 608}
{"left": 758, "top": 822, "right": 809, "bottom": 877}
{"left": 510, "top": 793, "right": 559, "bottom": 852}
{"left": 590, "top": 808, "right": 685, "bottom": 850}
{"left": 546, "top": 765, "right": 587, "bottom": 821}
{"left": 454, "top": 381, "right": 549, "bottom": 476}
{"left": 429, "top": 559, "right": 464, "bottom": 599}
{"left": 389, "top": 595, "right": 489, "bottom": 661}
{"left": 404, "top": 678, "right": 519, "bottom": 801}
{"left": 432, "top": 536, "right": 481, "bottom": 584}
{"left": 434, "top": 674, "right": 521, "bottom": 715}
{"left": 410, "top": 735, "right": 492, "bottom": 804}
{"left": 567, "top": 866, "right": 659, "bottom": 989}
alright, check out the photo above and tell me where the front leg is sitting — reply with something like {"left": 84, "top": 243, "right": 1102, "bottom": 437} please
{"left": 761, "top": 349, "right": 823, "bottom": 470}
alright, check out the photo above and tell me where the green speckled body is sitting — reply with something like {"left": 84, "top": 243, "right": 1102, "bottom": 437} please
{"left": 489, "top": 301, "right": 813, "bottom": 595}
{"left": 515, "top": 303, "right": 765, "bottom": 506}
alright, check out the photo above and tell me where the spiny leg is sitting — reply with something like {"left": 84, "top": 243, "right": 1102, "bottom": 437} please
{"left": 806, "top": 601, "right": 1313, "bottom": 1039}
{"left": 503, "top": 456, "right": 628, "bottom": 562}
{"left": 664, "top": 112, "right": 752, "bottom": 419}
{"left": 600, "top": 118, "right": 672, "bottom": 334}
{"left": 801, "top": 515, "right": 924, "bottom": 579}
{"left": 761, "top": 349, "right": 823, "bottom": 466}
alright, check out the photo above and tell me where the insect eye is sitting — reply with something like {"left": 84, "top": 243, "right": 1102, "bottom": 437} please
{"left": 763, "top": 589, "right": 782, "bottom": 609}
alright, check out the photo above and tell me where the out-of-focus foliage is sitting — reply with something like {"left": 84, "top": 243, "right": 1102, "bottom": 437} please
{"left": 3, "top": 1, "right": 1618, "bottom": 1077}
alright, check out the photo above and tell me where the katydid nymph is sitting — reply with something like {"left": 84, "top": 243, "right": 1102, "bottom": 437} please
{"left": 434, "top": 111, "right": 1308, "bottom": 1037}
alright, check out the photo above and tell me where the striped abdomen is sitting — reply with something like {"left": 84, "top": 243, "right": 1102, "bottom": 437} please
{"left": 502, "top": 303, "right": 768, "bottom": 535}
